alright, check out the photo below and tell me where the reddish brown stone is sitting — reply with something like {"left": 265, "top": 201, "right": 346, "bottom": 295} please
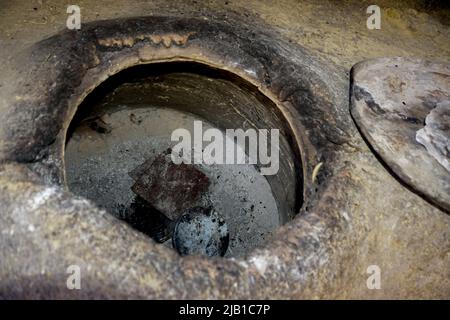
{"left": 130, "top": 151, "right": 210, "bottom": 220}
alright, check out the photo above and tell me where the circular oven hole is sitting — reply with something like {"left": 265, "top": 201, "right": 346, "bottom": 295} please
{"left": 64, "top": 62, "right": 302, "bottom": 258}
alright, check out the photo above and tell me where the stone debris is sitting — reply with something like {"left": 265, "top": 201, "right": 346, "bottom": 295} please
{"left": 129, "top": 149, "right": 210, "bottom": 221}
{"left": 416, "top": 103, "right": 450, "bottom": 172}
{"left": 172, "top": 206, "right": 229, "bottom": 257}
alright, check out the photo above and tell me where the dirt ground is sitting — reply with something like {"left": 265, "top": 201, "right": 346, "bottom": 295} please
{"left": 0, "top": 0, "right": 449, "bottom": 70}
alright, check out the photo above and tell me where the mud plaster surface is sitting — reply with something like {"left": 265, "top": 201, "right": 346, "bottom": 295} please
{"left": 1, "top": 0, "right": 449, "bottom": 70}
{"left": 0, "top": 0, "right": 449, "bottom": 299}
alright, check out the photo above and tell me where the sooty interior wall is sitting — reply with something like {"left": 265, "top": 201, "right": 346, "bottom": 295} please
{"left": 64, "top": 62, "right": 303, "bottom": 257}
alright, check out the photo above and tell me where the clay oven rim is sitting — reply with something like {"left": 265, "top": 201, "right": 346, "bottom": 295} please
{"left": 0, "top": 16, "right": 347, "bottom": 265}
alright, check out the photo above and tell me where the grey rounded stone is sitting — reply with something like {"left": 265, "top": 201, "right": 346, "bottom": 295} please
{"left": 173, "top": 207, "right": 229, "bottom": 257}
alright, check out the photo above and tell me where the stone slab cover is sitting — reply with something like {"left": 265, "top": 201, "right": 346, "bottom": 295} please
{"left": 350, "top": 57, "right": 450, "bottom": 212}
